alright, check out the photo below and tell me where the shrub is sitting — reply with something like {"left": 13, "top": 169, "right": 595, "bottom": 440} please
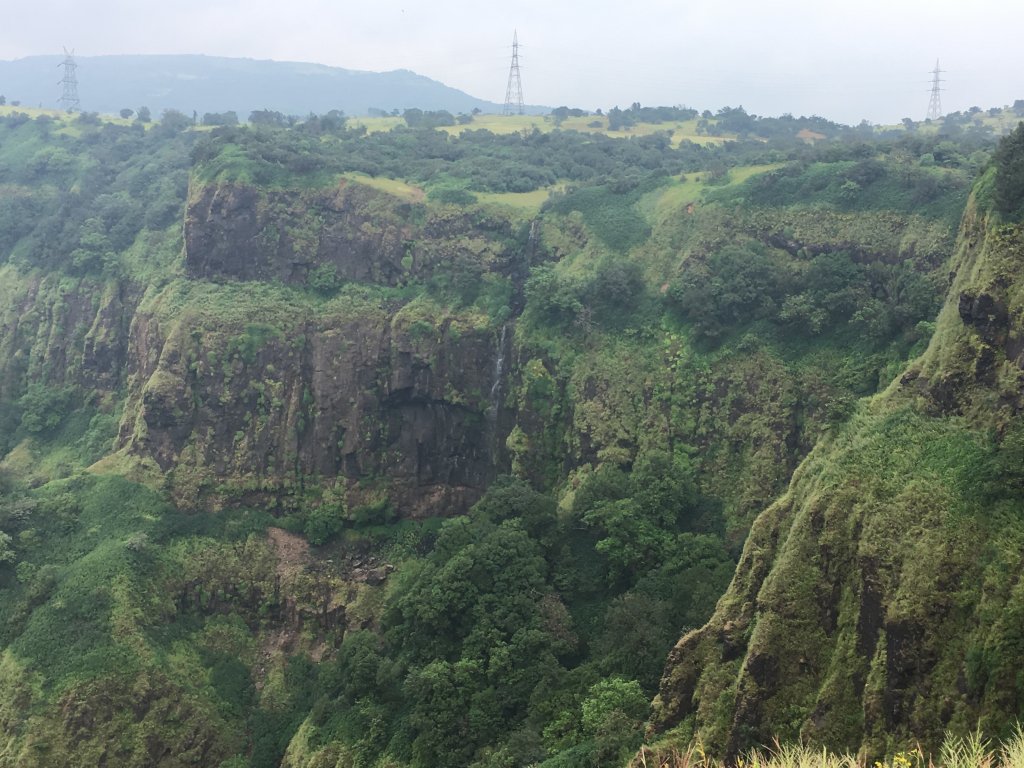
{"left": 18, "top": 384, "right": 74, "bottom": 435}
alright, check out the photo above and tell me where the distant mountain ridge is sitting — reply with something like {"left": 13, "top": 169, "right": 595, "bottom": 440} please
{"left": 0, "top": 54, "right": 547, "bottom": 117}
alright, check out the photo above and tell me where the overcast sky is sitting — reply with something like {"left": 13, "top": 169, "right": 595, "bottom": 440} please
{"left": 3, "top": 0, "right": 1022, "bottom": 124}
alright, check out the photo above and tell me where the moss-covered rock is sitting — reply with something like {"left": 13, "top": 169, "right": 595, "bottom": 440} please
{"left": 650, "top": 191, "right": 1024, "bottom": 758}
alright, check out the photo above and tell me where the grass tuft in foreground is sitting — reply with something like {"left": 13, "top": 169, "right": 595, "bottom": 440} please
{"left": 632, "top": 731, "right": 1024, "bottom": 768}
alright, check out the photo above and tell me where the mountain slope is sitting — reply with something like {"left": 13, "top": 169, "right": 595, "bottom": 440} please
{"left": 650, "top": 172, "right": 1024, "bottom": 757}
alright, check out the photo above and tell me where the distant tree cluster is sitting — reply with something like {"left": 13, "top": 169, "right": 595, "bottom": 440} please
{"left": 994, "top": 122, "right": 1024, "bottom": 220}
{"left": 202, "top": 111, "right": 238, "bottom": 126}
{"left": 550, "top": 106, "right": 589, "bottom": 124}
{"left": 0, "top": 111, "right": 194, "bottom": 273}
{"left": 606, "top": 103, "right": 699, "bottom": 130}
{"left": 249, "top": 109, "right": 291, "bottom": 127}
{"left": 669, "top": 242, "right": 939, "bottom": 345}
{"left": 402, "top": 108, "right": 456, "bottom": 128}
{"left": 192, "top": 119, "right": 736, "bottom": 193}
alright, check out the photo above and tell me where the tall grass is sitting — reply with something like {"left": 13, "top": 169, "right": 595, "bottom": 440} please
{"left": 632, "top": 730, "right": 1024, "bottom": 768}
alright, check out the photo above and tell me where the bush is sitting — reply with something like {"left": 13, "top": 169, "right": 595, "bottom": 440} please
{"left": 669, "top": 244, "right": 789, "bottom": 341}
{"left": 18, "top": 384, "right": 74, "bottom": 435}
{"left": 427, "top": 186, "right": 477, "bottom": 206}
{"left": 307, "top": 263, "right": 343, "bottom": 296}
{"left": 304, "top": 502, "right": 345, "bottom": 545}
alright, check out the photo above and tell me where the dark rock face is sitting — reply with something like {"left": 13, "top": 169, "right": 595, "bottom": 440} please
{"left": 184, "top": 182, "right": 416, "bottom": 285}
{"left": 117, "top": 289, "right": 510, "bottom": 516}
{"left": 0, "top": 179, "right": 527, "bottom": 519}
{"left": 109, "top": 181, "right": 523, "bottom": 516}
{"left": 0, "top": 274, "right": 139, "bottom": 401}
{"left": 958, "top": 290, "right": 1008, "bottom": 343}
{"left": 183, "top": 181, "right": 523, "bottom": 287}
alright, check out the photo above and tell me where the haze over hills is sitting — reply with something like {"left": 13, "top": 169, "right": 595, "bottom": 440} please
{"left": 0, "top": 54, "right": 549, "bottom": 117}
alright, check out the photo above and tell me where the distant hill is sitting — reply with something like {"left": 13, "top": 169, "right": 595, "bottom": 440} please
{"left": 0, "top": 54, "right": 547, "bottom": 117}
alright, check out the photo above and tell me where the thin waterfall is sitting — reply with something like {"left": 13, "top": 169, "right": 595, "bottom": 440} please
{"left": 489, "top": 323, "right": 508, "bottom": 415}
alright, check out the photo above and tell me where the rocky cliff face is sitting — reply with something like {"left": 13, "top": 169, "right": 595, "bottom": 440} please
{"left": 184, "top": 180, "right": 522, "bottom": 286}
{"left": 0, "top": 177, "right": 943, "bottom": 529}
{"left": 119, "top": 292, "right": 510, "bottom": 514}
{"left": 115, "top": 180, "right": 524, "bottom": 514}
{"left": 1, "top": 180, "right": 523, "bottom": 517}
{"left": 650, "top": 195, "right": 1024, "bottom": 756}
{"left": 0, "top": 271, "right": 138, "bottom": 400}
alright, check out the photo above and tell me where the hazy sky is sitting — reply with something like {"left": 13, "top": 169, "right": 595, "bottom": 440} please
{"left": 3, "top": 0, "right": 1022, "bottom": 124}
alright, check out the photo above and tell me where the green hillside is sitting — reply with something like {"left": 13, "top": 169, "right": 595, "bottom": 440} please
{"left": 0, "top": 105, "right": 1021, "bottom": 767}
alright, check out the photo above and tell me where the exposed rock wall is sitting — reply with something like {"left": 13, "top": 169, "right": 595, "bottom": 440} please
{"left": 0, "top": 270, "right": 138, "bottom": 400}
{"left": 119, "top": 180, "right": 523, "bottom": 514}
{"left": 184, "top": 180, "right": 522, "bottom": 286}
{"left": 118, "top": 296, "right": 508, "bottom": 515}
{"left": 1, "top": 181, "right": 522, "bottom": 517}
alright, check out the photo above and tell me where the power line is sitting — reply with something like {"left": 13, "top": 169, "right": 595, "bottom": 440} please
{"left": 58, "top": 47, "right": 80, "bottom": 112}
{"left": 503, "top": 31, "right": 524, "bottom": 115}
{"left": 926, "top": 59, "right": 943, "bottom": 120}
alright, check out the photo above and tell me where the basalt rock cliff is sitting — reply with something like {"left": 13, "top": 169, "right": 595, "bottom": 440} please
{"left": 650, "top": 182, "right": 1024, "bottom": 757}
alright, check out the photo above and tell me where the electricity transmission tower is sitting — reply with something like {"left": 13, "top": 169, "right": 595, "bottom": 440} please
{"left": 58, "top": 48, "right": 80, "bottom": 112}
{"left": 926, "top": 59, "right": 944, "bottom": 121}
{"left": 503, "top": 31, "right": 524, "bottom": 116}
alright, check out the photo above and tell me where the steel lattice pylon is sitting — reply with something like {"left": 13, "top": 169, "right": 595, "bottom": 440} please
{"left": 503, "top": 31, "right": 524, "bottom": 116}
{"left": 927, "top": 59, "right": 944, "bottom": 121}
{"left": 58, "top": 48, "right": 80, "bottom": 112}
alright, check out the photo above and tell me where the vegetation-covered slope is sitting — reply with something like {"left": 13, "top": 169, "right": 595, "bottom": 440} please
{"left": 0, "top": 107, "right": 1018, "bottom": 766}
{"left": 650, "top": 146, "right": 1024, "bottom": 759}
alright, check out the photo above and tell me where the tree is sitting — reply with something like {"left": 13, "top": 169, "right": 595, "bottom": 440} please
{"left": 403, "top": 108, "right": 455, "bottom": 129}
{"left": 136, "top": 106, "right": 151, "bottom": 123}
{"left": 403, "top": 108, "right": 424, "bottom": 127}
{"left": 0, "top": 95, "right": 6, "bottom": 106}
{"left": 119, "top": 108, "right": 133, "bottom": 119}
{"left": 202, "top": 111, "right": 239, "bottom": 127}
{"left": 994, "top": 122, "right": 1024, "bottom": 220}
{"left": 406, "top": 659, "right": 480, "bottom": 766}
{"left": 607, "top": 107, "right": 634, "bottom": 131}
{"left": 0, "top": 531, "right": 14, "bottom": 564}
{"left": 249, "top": 109, "right": 287, "bottom": 127}
{"left": 157, "top": 109, "right": 192, "bottom": 135}
{"left": 669, "top": 243, "right": 789, "bottom": 341}
{"left": 580, "top": 678, "right": 648, "bottom": 764}
{"left": 320, "top": 109, "right": 346, "bottom": 132}
{"left": 593, "top": 593, "right": 676, "bottom": 690}
{"left": 18, "top": 384, "right": 73, "bottom": 434}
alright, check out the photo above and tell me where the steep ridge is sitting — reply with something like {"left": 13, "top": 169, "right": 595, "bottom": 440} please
{"left": 650, "top": 177, "right": 1024, "bottom": 757}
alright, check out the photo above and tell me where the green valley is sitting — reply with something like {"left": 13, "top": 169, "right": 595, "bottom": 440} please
{"left": 0, "top": 103, "right": 1021, "bottom": 767}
